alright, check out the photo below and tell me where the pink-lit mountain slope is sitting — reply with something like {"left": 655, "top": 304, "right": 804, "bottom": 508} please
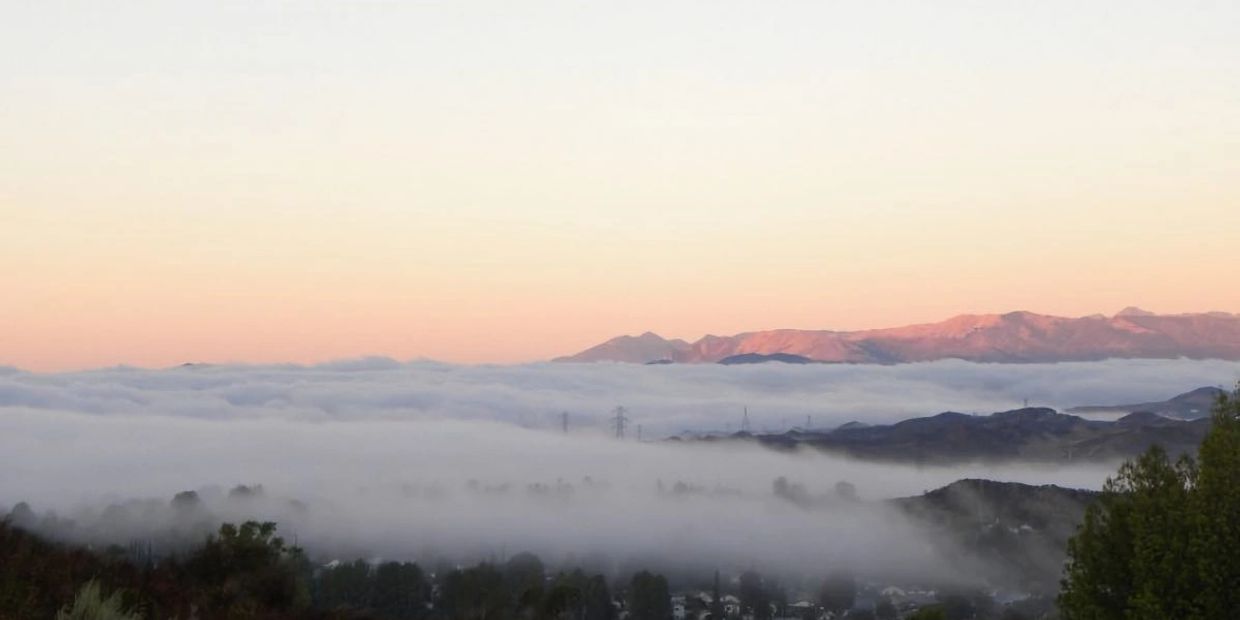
{"left": 555, "top": 308, "right": 1240, "bottom": 364}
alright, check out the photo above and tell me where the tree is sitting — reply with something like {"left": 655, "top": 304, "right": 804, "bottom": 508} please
{"left": 318, "top": 559, "right": 372, "bottom": 610}
{"left": 738, "top": 571, "right": 772, "bottom": 620}
{"left": 581, "top": 574, "right": 615, "bottom": 620}
{"left": 628, "top": 571, "right": 671, "bottom": 620}
{"left": 439, "top": 563, "right": 509, "bottom": 620}
{"left": 55, "top": 581, "right": 142, "bottom": 620}
{"left": 876, "top": 596, "right": 898, "bottom": 620}
{"left": 1000, "top": 609, "right": 1031, "bottom": 620}
{"left": 372, "top": 561, "right": 427, "bottom": 618}
{"left": 908, "top": 607, "right": 947, "bottom": 620}
{"left": 937, "top": 592, "right": 976, "bottom": 620}
{"left": 1189, "top": 387, "right": 1240, "bottom": 618}
{"left": 184, "top": 521, "right": 310, "bottom": 615}
{"left": 710, "top": 570, "right": 725, "bottom": 619}
{"left": 1059, "top": 384, "right": 1240, "bottom": 619}
{"left": 818, "top": 570, "right": 856, "bottom": 615}
{"left": 544, "top": 570, "right": 613, "bottom": 620}
{"left": 1059, "top": 446, "right": 1196, "bottom": 619}
{"left": 505, "top": 552, "right": 546, "bottom": 618}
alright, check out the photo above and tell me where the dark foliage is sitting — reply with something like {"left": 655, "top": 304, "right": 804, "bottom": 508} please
{"left": 627, "top": 571, "right": 671, "bottom": 620}
{"left": 1059, "top": 385, "right": 1240, "bottom": 619}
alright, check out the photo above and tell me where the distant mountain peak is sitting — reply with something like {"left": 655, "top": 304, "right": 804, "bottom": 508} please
{"left": 1069, "top": 386, "right": 1227, "bottom": 420}
{"left": 556, "top": 309, "right": 1240, "bottom": 364}
{"left": 553, "top": 331, "right": 691, "bottom": 363}
{"left": 1115, "top": 306, "right": 1156, "bottom": 317}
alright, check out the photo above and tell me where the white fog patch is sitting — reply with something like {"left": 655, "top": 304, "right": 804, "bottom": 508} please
{"left": 0, "top": 407, "right": 1114, "bottom": 584}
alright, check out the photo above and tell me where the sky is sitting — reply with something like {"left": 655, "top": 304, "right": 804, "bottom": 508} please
{"left": 3, "top": 2, "right": 1239, "bottom": 371}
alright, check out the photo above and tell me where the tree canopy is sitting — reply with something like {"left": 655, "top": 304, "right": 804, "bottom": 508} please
{"left": 1059, "top": 385, "right": 1240, "bottom": 619}
{"left": 628, "top": 570, "right": 671, "bottom": 620}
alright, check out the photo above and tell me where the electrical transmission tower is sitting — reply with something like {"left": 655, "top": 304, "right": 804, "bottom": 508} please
{"left": 610, "top": 406, "right": 630, "bottom": 439}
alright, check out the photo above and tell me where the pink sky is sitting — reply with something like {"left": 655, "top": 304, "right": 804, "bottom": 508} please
{"left": 3, "top": 2, "right": 1238, "bottom": 372}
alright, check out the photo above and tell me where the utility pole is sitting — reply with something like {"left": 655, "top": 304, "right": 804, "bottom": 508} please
{"left": 741, "top": 406, "right": 751, "bottom": 433}
{"left": 806, "top": 415, "right": 812, "bottom": 430}
{"left": 611, "top": 406, "right": 630, "bottom": 439}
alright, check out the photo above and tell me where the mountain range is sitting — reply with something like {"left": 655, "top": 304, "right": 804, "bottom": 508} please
{"left": 678, "top": 389, "right": 1216, "bottom": 464}
{"left": 556, "top": 308, "right": 1240, "bottom": 364}
{"left": 1068, "top": 386, "right": 1226, "bottom": 419}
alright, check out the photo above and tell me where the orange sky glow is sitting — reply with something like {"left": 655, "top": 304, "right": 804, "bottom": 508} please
{"left": 3, "top": 2, "right": 1238, "bottom": 372}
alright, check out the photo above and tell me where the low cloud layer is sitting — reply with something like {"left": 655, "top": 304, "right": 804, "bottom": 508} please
{"left": 1, "top": 358, "right": 1235, "bottom": 588}
{"left": 0, "top": 408, "right": 1115, "bottom": 588}
{"left": 2, "top": 358, "right": 1238, "bottom": 434}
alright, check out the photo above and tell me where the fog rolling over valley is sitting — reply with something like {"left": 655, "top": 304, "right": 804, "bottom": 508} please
{"left": 2, "top": 358, "right": 1233, "bottom": 594}
{"left": 2, "top": 409, "right": 1113, "bottom": 592}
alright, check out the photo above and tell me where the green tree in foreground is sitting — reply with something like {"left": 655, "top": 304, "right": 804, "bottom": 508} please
{"left": 1188, "top": 385, "right": 1240, "bottom": 618}
{"left": 1059, "top": 384, "right": 1240, "bottom": 619}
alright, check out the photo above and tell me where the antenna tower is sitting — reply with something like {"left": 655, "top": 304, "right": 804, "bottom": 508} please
{"left": 611, "top": 406, "right": 630, "bottom": 439}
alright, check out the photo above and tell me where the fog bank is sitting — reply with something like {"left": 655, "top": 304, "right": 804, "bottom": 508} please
{"left": 2, "top": 358, "right": 1231, "bottom": 587}
{"left": 2, "top": 358, "right": 1237, "bottom": 434}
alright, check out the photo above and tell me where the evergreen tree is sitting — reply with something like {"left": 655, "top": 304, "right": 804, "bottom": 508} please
{"left": 876, "top": 596, "right": 898, "bottom": 620}
{"left": 818, "top": 570, "right": 856, "bottom": 616}
{"left": 628, "top": 571, "right": 671, "bottom": 620}
{"left": 439, "top": 563, "right": 509, "bottom": 620}
{"left": 1189, "top": 388, "right": 1240, "bottom": 619}
{"left": 373, "top": 561, "right": 427, "bottom": 618}
{"left": 738, "top": 571, "right": 772, "bottom": 620}
{"left": 1059, "top": 384, "right": 1240, "bottom": 619}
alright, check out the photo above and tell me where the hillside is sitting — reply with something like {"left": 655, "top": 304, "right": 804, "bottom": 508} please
{"left": 1069, "top": 386, "right": 1227, "bottom": 420}
{"left": 692, "top": 405, "right": 1210, "bottom": 465}
{"left": 893, "top": 479, "right": 1098, "bottom": 593}
{"left": 556, "top": 308, "right": 1240, "bottom": 364}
